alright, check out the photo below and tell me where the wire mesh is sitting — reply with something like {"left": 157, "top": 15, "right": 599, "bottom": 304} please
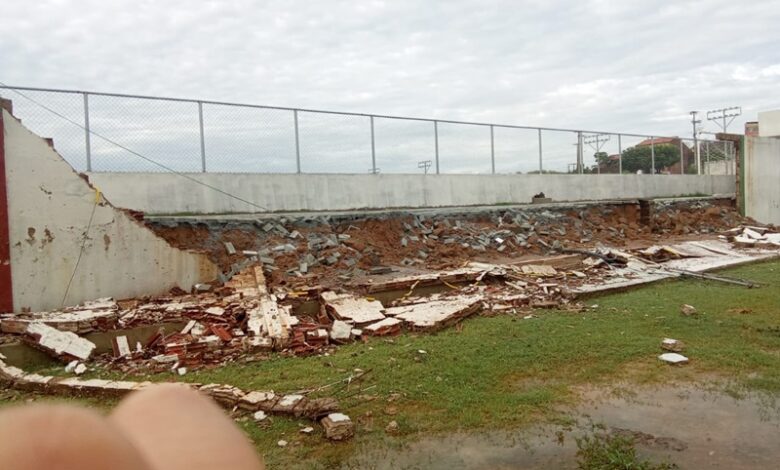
{"left": 615, "top": 135, "right": 652, "bottom": 175}
{"left": 700, "top": 139, "right": 735, "bottom": 175}
{"left": 373, "top": 117, "right": 436, "bottom": 174}
{"left": 493, "top": 127, "right": 541, "bottom": 174}
{"left": 436, "top": 122, "right": 492, "bottom": 174}
{"left": 0, "top": 86, "right": 738, "bottom": 177}
{"left": 298, "top": 111, "right": 371, "bottom": 173}
{"left": 87, "top": 95, "right": 202, "bottom": 172}
{"left": 202, "top": 104, "right": 296, "bottom": 173}
{"left": 0, "top": 89, "right": 87, "bottom": 170}
{"left": 580, "top": 133, "right": 616, "bottom": 174}
{"left": 538, "top": 129, "right": 580, "bottom": 174}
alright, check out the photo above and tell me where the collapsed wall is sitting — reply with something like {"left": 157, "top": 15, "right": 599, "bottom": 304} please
{"left": 0, "top": 107, "right": 219, "bottom": 313}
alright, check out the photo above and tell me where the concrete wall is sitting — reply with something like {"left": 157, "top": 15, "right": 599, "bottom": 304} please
{"left": 744, "top": 136, "right": 780, "bottom": 224}
{"left": 2, "top": 110, "right": 219, "bottom": 312}
{"left": 87, "top": 172, "right": 736, "bottom": 215}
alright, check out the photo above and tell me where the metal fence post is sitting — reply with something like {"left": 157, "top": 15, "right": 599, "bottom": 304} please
{"left": 370, "top": 116, "right": 376, "bottom": 174}
{"left": 537, "top": 128, "right": 543, "bottom": 173}
{"left": 434, "top": 120, "right": 440, "bottom": 174}
{"left": 490, "top": 125, "right": 495, "bottom": 174}
{"left": 198, "top": 101, "right": 206, "bottom": 172}
{"left": 618, "top": 134, "right": 623, "bottom": 174}
{"left": 294, "top": 110, "right": 301, "bottom": 174}
{"left": 650, "top": 137, "right": 655, "bottom": 174}
{"left": 83, "top": 92, "right": 92, "bottom": 172}
{"left": 679, "top": 140, "right": 684, "bottom": 174}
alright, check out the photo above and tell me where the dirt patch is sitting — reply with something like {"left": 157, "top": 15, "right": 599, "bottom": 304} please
{"left": 146, "top": 198, "right": 754, "bottom": 291}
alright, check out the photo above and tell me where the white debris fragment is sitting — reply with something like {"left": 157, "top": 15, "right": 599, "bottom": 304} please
{"left": 74, "top": 363, "right": 87, "bottom": 375}
{"left": 321, "top": 413, "right": 355, "bottom": 441}
{"left": 300, "top": 426, "right": 314, "bottom": 434}
{"left": 64, "top": 360, "right": 79, "bottom": 373}
{"left": 277, "top": 440, "right": 288, "bottom": 447}
{"left": 181, "top": 320, "right": 197, "bottom": 335}
{"left": 327, "top": 412, "right": 350, "bottom": 423}
{"left": 680, "top": 304, "right": 697, "bottom": 316}
{"left": 330, "top": 320, "right": 352, "bottom": 342}
{"left": 112, "top": 335, "right": 131, "bottom": 357}
{"left": 321, "top": 291, "right": 386, "bottom": 325}
{"left": 24, "top": 322, "right": 96, "bottom": 360}
{"left": 658, "top": 353, "right": 689, "bottom": 364}
{"left": 253, "top": 410, "right": 267, "bottom": 421}
{"left": 742, "top": 228, "right": 765, "bottom": 240}
{"left": 661, "top": 338, "right": 685, "bottom": 352}
{"left": 176, "top": 367, "right": 187, "bottom": 376}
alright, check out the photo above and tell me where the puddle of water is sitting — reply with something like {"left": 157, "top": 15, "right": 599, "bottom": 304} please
{"left": 343, "top": 384, "right": 780, "bottom": 470}
{"left": 0, "top": 322, "right": 185, "bottom": 369}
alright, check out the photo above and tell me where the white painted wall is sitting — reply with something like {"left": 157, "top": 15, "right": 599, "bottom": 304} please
{"left": 2, "top": 110, "right": 219, "bottom": 312}
{"left": 87, "top": 172, "right": 736, "bottom": 215}
{"left": 758, "top": 110, "right": 780, "bottom": 137}
{"left": 744, "top": 136, "right": 780, "bottom": 224}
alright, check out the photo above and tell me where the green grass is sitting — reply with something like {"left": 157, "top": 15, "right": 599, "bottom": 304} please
{"left": 576, "top": 433, "right": 677, "bottom": 470}
{"left": 9, "top": 260, "right": 780, "bottom": 468}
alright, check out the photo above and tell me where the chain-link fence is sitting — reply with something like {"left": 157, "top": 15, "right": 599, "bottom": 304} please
{"left": 0, "top": 86, "right": 734, "bottom": 175}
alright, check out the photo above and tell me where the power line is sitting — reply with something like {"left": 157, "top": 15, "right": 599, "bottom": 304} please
{"left": 0, "top": 82, "right": 268, "bottom": 212}
{"left": 706, "top": 106, "right": 742, "bottom": 133}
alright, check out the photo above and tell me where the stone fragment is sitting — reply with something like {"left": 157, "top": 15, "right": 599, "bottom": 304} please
{"left": 661, "top": 338, "right": 685, "bottom": 352}
{"left": 321, "top": 413, "right": 355, "bottom": 441}
{"left": 680, "top": 304, "right": 697, "bottom": 316}
{"left": 330, "top": 320, "right": 352, "bottom": 342}
{"left": 385, "top": 420, "right": 399, "bottom": 435}
{"left": 658, "top": 353, "right": 689, "bottom": 364}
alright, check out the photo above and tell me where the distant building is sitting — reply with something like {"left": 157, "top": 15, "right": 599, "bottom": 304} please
{"left": 635, "top": 137, "right": 695, "bottom": 174}
{"left": 598, "top": 137, "right": 694, "bottom": 174}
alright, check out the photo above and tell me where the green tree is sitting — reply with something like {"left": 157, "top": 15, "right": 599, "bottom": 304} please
{"left": 620, "top": 144, "right": 679, "bottom": 173}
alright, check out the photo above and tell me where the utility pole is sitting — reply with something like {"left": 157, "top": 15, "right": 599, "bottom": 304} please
{"left": 690, "top": 111, "right": 701, "bottom": 174}
{"left": 706, "top": 106, "right": 742, "bottom": 133}
{"left": 583, "top": 133, "right": 611, "bottom": 174}
{"left": 417, "top": 160, "right": 432, "bottom": 174}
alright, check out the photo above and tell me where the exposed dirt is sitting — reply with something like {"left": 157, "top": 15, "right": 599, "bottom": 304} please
{"left": 148, "top": 199, "right": 756, "bottom": 291}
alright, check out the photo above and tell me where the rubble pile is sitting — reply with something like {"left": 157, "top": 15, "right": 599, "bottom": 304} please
{"left": 0, "top": 213, "right": 778, "bottom": 442}
{"left": 150, "top": 199, "right": 751, "bottom": 292}
{"left": 0, "top": 357, "right": 339, "bottom": 421}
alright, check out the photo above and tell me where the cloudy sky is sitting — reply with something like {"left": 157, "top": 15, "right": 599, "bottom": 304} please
{"left": 2, "top": 0, "right": 779, "bottom": 173}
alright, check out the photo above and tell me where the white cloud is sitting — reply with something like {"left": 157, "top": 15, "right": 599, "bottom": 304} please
{"left": 1, "top": 0, "right": 779, "bottom": 172}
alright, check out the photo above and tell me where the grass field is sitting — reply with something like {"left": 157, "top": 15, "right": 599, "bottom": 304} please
{"left": 4, "top": 259, "right": 780, "bottom": 468}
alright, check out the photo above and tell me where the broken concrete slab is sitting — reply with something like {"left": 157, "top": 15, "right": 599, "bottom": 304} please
{"left": 321, "top": 291, "right": 386, "bottom": 325}
{"left": 520, "top": 264, "right": 558, "bottom": 276}
{"left": 658, "top": 353, "right": 689, "bottom": 364}
{"left": 362, "top": 317, "right": 403, "bottom": 336}
{"left": 330, "top": 320, "right": 353, "bottom": 342}
{"left": 23, "top": 322, "right": 96, "bottom": 361}
{"left": 385, "top": 295, "right": 482, "bottom": 331}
